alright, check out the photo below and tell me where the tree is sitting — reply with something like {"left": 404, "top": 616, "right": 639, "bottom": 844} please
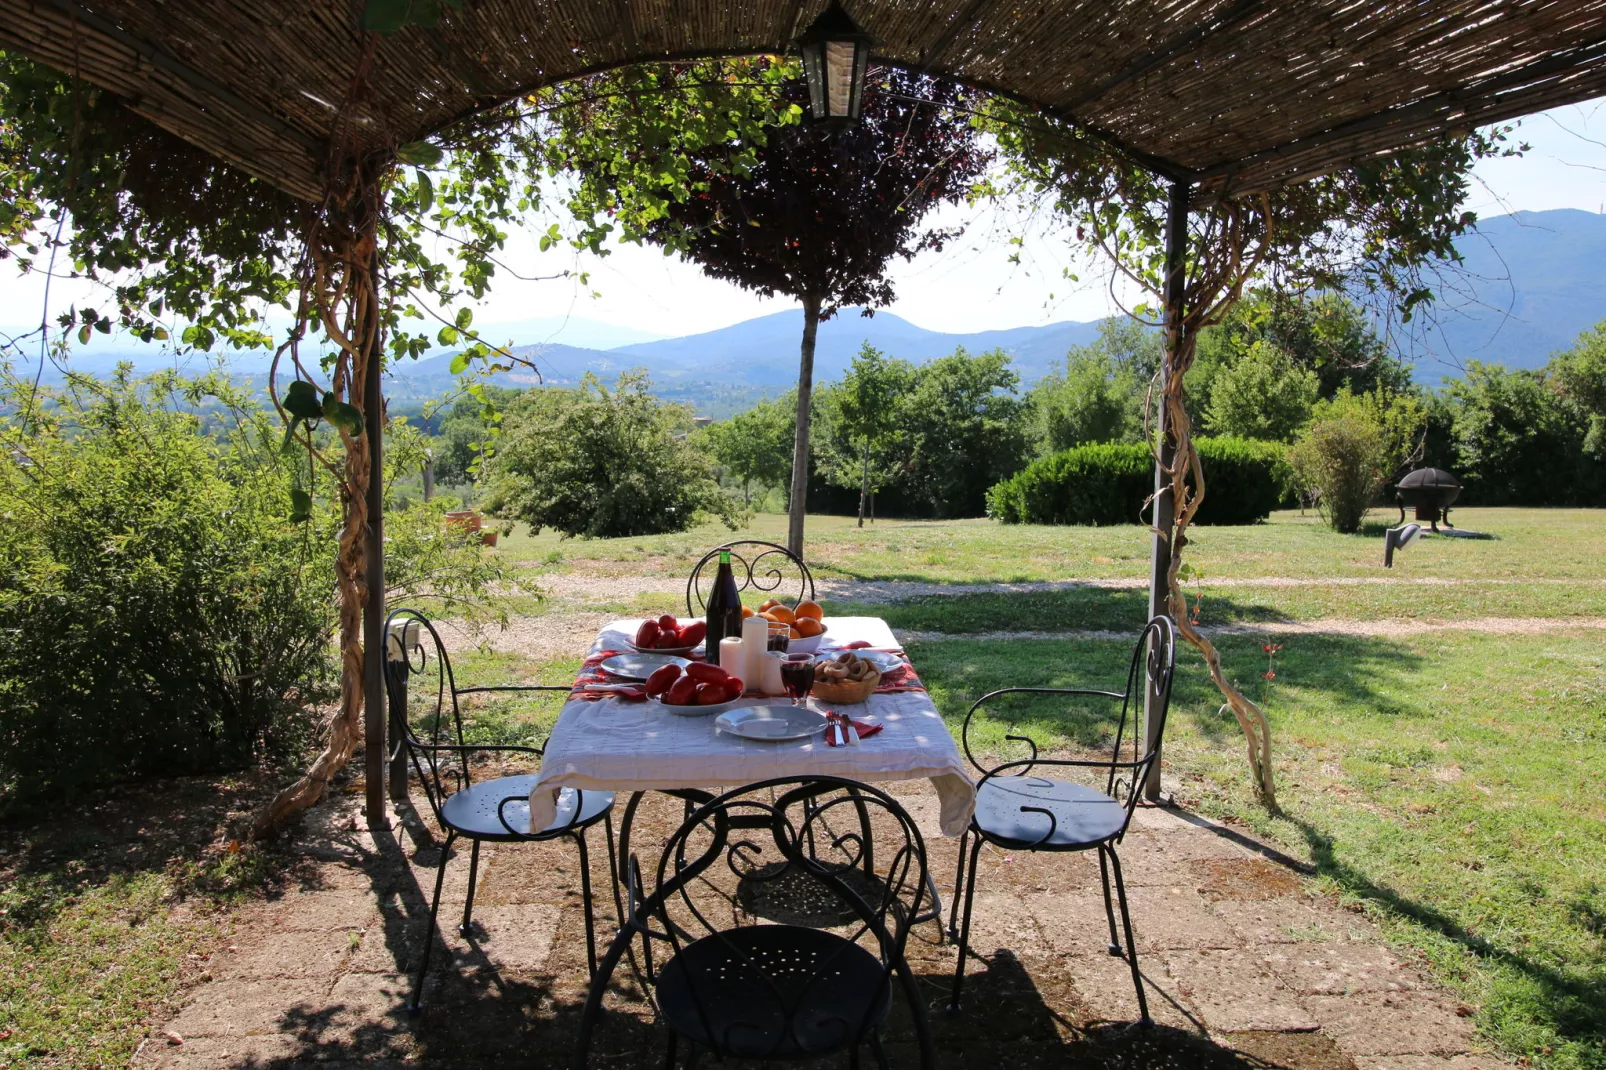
{"left": 1204, "top": 341, "right": 1320, "bottom": 442}
{"left": 1195, "top": 291, "right": 1409, "bottom": 401}
{"left": 550, "top": 61, "right": 988, "bottom": 555}
{"left": 815, "top": 344, "right": 915, "bottom": 525}
{"left": 1442, "top": 361, "right": 1591, "bottom": 505}
{"left": 484, "top": 371, "right": 738, "bottom": 538}
{"left": 898, "top": 348, "right": 1029, "bottom": 519}
{"left": 1030, "top": 351, "right": 1140, "bottom": 452}
{"left": 1552, "top": 321, "right": 1606, "bottom": 458}
{"left": 1289, "top": 387, "right": 1425, "bottom": 532}
{"left": 705, "top": 394, "right": 797, "bottom": 506}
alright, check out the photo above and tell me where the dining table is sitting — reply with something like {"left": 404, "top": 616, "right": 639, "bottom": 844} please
{"left": 524, "top": 616, "right": 976, "bottom": 841}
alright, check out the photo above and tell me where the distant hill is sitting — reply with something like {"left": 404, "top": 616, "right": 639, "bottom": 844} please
{"left": 606, "top": 309, "right": 1102, "bottom": 386}
{"left": 1402, "top": 208, "right": 1606, "bottom": 377}
{"left": 12, "top": 208, "right": 1606, "bottom": 407}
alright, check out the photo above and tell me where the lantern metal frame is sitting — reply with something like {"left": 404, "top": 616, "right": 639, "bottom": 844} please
{"left": 795, "top": 1, "right": 879, "bottom": 126}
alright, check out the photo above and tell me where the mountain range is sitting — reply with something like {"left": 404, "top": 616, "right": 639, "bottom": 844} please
{"left": 8, "top": 208, "right": 1605, "bottom": 410}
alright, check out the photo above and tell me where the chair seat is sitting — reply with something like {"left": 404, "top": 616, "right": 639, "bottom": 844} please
{"left": 440, "top": 774, "right": 612, "bottom": 840}
{"left": 972, "top": 775, "right": 1126, "bottom": 849}
{"left": 657, "top": 925, "right": 891, "bottom": 1059}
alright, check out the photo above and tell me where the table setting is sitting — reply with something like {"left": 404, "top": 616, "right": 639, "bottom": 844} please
{"left": 527, "top": 610, "right": 976, "bottom": 838}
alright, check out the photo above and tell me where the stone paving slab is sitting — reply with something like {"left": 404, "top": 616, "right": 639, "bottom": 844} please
{"left": 1163, "top": 948, "right": 1321, "bottom": 1033}
{"left": 1306, "top": 992, "right": 1479, "bottom": 1057}
{"left": 134, "top": 789, "right": 1508, "bottom": 1069}
{"left": 1208, "top": 896, "right": 1376, "bottom": 945}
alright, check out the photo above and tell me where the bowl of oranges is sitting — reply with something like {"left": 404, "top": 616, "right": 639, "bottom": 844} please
{"left": 743, "top": 598, "right": 828, "bottom": 653}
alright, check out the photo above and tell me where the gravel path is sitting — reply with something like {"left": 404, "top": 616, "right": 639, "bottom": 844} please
{"left": 522, "top": 571, "right": 1604, "bottom": 606}
{"left": 897, "top": 616, "right": 1606, "bottom": 644}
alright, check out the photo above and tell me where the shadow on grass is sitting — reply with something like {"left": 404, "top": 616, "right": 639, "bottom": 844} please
{"left": 1290, "top": 816, "right": 1606, "bottom": 1067}
{"left": 910, "top": 632, "right": 1429, "bottom": 753}
{"left": 833, "top": 588, "right": 1292, "bottom": 636}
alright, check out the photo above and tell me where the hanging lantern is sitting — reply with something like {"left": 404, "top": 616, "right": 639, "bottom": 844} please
{"left": 795, "top": 1, "right": 878, "bottom": 125}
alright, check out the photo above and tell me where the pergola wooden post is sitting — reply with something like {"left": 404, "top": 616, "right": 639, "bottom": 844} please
{"left": 1143, "top": 177, "right": 1191, "bottom": 802}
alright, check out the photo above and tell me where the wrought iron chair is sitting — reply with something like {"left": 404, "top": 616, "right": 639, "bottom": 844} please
{"left": 685, "top": 540, "right": 815, "bottom": 616}
{"left": 947, "top": 615, "right": 1176, "bottom": 1023}
{"left": 383, "top": 608, "right": 616, "bottom": 1011}
{"left": 574, "top": 776, "right": 936, "bottom": 1070}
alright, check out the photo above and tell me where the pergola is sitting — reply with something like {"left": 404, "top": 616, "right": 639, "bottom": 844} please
{"left": 5, "top": 0, "right": 1606, "bottom": 824}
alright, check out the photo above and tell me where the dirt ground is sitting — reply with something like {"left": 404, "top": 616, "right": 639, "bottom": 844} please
{"left": 127, "top": 770, "right": 1510, "bottom": 1070}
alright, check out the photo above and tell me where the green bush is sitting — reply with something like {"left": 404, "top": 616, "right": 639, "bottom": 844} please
{"left": 484, "top": 371, "right": 740, "bottom": 538}
{"left": 1290, "top": 387, "right": 1423, "bottom": 533}
{"left": 0, "top": 369, "right": 334, "bottom": 802}
{"left": 987, "top": 437, "right": 1287, "bottom": 526}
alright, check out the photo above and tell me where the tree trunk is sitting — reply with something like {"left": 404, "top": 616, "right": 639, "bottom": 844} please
{"left": 254, "top": 138, "right": 388, "bottom": 838}
{"left": 787, "top": 294, "right": 821, "bottom": 557}
{"left": 857, "top": 442, "right": 869, "bottom": 527}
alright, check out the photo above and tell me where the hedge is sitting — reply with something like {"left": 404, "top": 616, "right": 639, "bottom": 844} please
{"left": 986, "top": 437, "right": 1289, "bottom": 526}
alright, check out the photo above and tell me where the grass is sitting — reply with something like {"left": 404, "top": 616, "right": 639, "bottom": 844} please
{"left": 496, "top": 507, "right": 1606, "bottom": 585}
{"left": 908, "top": 630, "right": 1606, "bottom": 1069}
{"left": 0, "top": 777, "right": 295, "bottom": 1068}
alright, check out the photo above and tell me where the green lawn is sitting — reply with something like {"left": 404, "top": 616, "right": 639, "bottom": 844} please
{"left": 497, "top": 507, "right": 1606, "bottom": 585}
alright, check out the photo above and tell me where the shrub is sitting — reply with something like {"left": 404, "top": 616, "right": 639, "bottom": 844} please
{"left": 0, "top": 369, "right": 334, "bottom": 802}
{"left": 987, "top": 437, "right": 1286, "bottom": 526}
{"left": 484, "top": 371, "right": 740, "bottom": 538}
{"left": 1289, "top": 387, "right": 1423, "bottom": 533}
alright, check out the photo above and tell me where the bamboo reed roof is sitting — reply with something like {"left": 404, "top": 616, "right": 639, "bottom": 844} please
{"left": 5, "top": 0, "right": 1606, "bottom": 202}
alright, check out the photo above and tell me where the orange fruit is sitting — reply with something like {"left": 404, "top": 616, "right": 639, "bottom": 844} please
{"left": 793, "top": 617, "right": 823, "bottom": 638}
{"left": 765, "top": 604, "right": 796, "bottom": 625}
{"left": 759, "top": 611, "right": 781, "bottom": 624}
{"left": 758, "top": 599, "right": 781, "bottom": 612}
{"left": 794, "top": 600, "right": 823, "bottom": 621}
{"left": 741, "top": 605, "right": 756, "bottom": 618}
{"left": 789, "top": 625, "right": 804, "bottom": 640}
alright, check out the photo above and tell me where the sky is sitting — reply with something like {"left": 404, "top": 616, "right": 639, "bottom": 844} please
{"left": 2, "top": 100, "right": 1605, "bottom": 350}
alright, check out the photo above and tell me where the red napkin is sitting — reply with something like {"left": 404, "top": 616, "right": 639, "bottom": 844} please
{"left": 823, "top": 711, "right": 883, "bottom": 745}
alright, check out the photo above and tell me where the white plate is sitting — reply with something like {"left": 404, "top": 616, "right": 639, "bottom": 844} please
{"left": 815, "top": 649, "right": 904, "bottom": 675}
{"left": 599, "top": 652, "right": 692, "bottom": 680}
{"left": 658, "top": 696, "right": 741, "bottom": 717}
{"left": 715, "top": 704, "right": 828, "bottom": 742}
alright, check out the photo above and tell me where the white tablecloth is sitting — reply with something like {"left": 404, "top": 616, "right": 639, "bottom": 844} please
{"left": 527, "top": 617, "right": 975, "bottom": 836}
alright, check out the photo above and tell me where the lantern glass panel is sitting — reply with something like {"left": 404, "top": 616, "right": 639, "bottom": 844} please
{"left": 802, "top": 43, "right": 826, "bottom": 118}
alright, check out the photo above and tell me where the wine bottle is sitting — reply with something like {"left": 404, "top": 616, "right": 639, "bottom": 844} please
{"left": 703, "top": 548, "right": 744, "bottom": 667}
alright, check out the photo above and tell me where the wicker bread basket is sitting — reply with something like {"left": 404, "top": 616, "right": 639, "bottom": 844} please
{"left": 811, "top": 668, "right": 880, "bottom": 705}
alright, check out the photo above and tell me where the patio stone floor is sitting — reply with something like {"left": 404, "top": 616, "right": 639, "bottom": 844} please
{"left": 132, "top": 778, "right": 1511, "bottom": 1070}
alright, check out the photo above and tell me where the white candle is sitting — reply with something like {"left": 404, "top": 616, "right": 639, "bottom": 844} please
{"left": 718, "top": 636, "right": 745, "bottom": 677}
{"left": 741, "top": 615, "right": 769, "bottom": 684}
